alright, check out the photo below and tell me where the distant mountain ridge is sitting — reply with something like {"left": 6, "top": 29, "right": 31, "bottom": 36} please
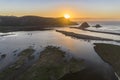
{"left": 0, "top": 16, "right": 78, "bottom": 32}
{"left": 0, "top": 16, "right": 77, "bottom": 26}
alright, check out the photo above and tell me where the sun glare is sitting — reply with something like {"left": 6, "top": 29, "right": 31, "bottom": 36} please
{"left": 64, "top": 14, "right": 70, "bottom": 19}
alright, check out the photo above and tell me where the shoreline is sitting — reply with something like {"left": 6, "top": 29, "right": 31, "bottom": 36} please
{"left": 94, "top": 43, "right": 120, "bottom": 77}
{"left": 56, "top": 30, "right": 120, "bottom": 42}
{"left": 70, "top": 27, "right": 120, "bottom": 36}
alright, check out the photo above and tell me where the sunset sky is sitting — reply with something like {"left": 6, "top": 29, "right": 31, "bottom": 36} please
{"left": 0, "top": 0, "right": 120, "bottom": 19}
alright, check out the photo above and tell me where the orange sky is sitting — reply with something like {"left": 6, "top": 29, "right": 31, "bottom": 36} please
{"left": 0, "top": 0, "right": 120, "bottom": 19}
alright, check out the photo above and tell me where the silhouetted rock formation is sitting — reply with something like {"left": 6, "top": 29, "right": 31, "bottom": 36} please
{"left": 93, "top": 24, "right": 102, "bottom": 28}
{"left": 1, "top": 54, "right": 6, "bottom": 59}
{"left": 79, "top": 22, "right": 90, "bottom": 30}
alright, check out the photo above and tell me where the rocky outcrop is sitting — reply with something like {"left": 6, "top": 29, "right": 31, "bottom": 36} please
{"left": 93, "top": 24, "right": 102, "bottom": 28}
{"left": 0, "top": 54, "right": 6, "bottom": 59}
{"left": 79, "top": 22, "right": 90, "bottom": 30}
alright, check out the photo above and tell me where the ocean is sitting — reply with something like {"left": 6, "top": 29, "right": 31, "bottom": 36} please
{"left": 72, "top": 19, "right": 120, "bottom": 34}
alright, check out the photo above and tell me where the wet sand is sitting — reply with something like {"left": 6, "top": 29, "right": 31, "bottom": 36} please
{"left": 70, "top": 27, "right": 120, "bottom": 36}
{"left": 56, "top": 30, "right": 119, "bottom": 42}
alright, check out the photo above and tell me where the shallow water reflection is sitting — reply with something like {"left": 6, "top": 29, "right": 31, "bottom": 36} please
{"left": 0, "top": 29, "right": 119, "bottom": 79}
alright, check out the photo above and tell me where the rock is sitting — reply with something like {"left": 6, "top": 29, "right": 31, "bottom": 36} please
{"left": 14, "top": 65, "right": 22, "bottom": 70}
{"left": 1, "top": 54, "right": 6, "bottom": 59}
{"left": 93, "top": 24, "right": 102, "bottom": 28}
{"left": 28, "top": 55, "right": 35, "bottom": 60}
{"left": 79, "top": 22, "right": 90, "bottom": 30}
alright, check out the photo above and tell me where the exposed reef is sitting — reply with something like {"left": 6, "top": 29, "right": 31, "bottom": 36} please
{"left": 0, "top": 46, "right": 85, "bottom": 80}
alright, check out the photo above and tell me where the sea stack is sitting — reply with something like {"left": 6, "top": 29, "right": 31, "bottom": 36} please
{"left": 93, "top": 24, "right": 102, "bottom": 28}
{"left": 79, "top": 22, "right": 90, "bottom": 30}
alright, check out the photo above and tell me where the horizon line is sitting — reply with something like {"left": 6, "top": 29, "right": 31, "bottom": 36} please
{"left": 0, "top": 15, "right": 120, "bottom": 20}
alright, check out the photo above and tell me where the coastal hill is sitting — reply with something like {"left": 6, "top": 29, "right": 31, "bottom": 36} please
{"left": 0, "top": 16, "right": 78, "bottom": 32}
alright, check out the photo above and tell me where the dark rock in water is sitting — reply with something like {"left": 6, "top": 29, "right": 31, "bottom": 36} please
{"left": 14, "top": 65, "right": 22, "bottom": 70}
{"left": 13, "top": 54, "right": 16, "bottom": 56}
{"left": 93, "top": 24, "right": 102, "bottom": 28}
{"left": 1, "top": 54, "right": 6, "bottom": 59}
{"left": 28, "top": 55, "right": 35, "bottom": 60}
{"left": 79, "top": 22, "right": 90, "bottom": 30}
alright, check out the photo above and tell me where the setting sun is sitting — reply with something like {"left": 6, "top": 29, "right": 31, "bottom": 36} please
{"left": 64, "top": 14, "right": 70, "bottom": 19}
